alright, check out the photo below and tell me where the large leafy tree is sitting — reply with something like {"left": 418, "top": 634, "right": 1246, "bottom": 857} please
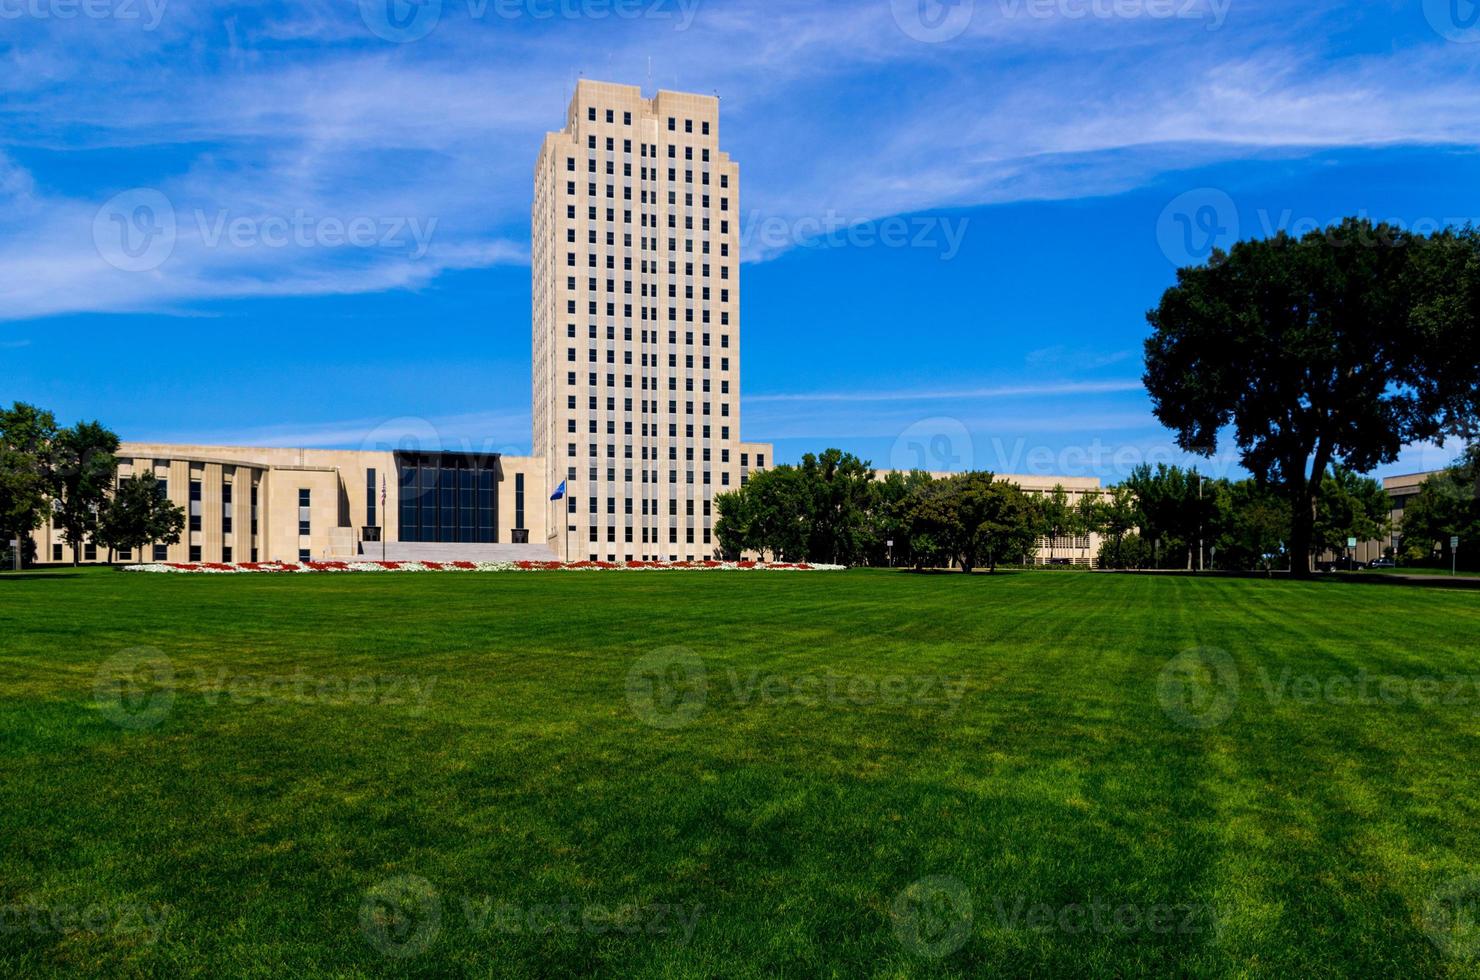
{"left": 797, "top": 449, "right": 875, "bottom": 566}
{"left": 96, "top": 472, "right": 186, "bottom": 564}
{"left": 1312, "top": 465, "right": 1392, "bottom": 559}
{"left": 50, "top": 421, "right": 120, "bottom": 566}
{"left": 0, "top": 402, "right": 57, "bottom": 567}
{"left": 714, "top": 465, "right": 808, "bottom": 560}
{"left": 906, "top": 472, "right": 1042, "bottom": 573}
{"left": 1398, "top": 448, "right": 1480, "bottom": 568}
{"left": 1145, "top": 219, "right": 1479, "bottom": 575}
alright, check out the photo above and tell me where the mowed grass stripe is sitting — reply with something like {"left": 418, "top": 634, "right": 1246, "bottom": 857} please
{"left": 1, "top": 569, "right": 1479, "bottom": 976}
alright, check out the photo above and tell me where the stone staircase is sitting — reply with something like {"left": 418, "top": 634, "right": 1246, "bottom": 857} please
{"left": 330, "top": 542, "right": 559, "bottom": 563}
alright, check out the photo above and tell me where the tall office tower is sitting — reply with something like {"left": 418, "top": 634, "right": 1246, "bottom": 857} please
{"left": 532, "top": 80, "right": 771, "bottom": 563}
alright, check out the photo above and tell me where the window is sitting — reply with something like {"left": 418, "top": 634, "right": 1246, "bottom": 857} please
{"left": 299, "top": 488, "right": 311, "bottom": 536}
{"left": 222, "top": 482, "right": 233, "bottom": 534}
{"left": 299, "top": 549, "right": 311, "bottom": 563}
{"left": 52, "top": 544, "right": 62, "bottom": 562}
{"left": 515, "top": 473, "right": 526, "bottom": 531}
{"left": 396, "top": 453, "right": 500, "bottom": 545}
{"left": 367, "top": 468, "right": 378, "bottom": 528}
{"left": 222, "top": 546, "right": 232, "bottom": 563}
{"left": 189, "top": 545, "right": 202, "bottom": 562}
{"left": 154, "top": 544, "right": 168, "bottom": 561}
{"left": 189, "top": 479, "right": 203, "bottom": 532}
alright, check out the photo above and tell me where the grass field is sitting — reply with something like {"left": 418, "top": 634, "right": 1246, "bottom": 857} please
{"left": 4, "top": 568, "right": 1480, "bottom": 977}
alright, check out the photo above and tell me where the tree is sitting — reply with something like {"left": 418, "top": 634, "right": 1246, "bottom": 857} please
{"left": 714, "top": 465, "right": 808, "bottom": 560}
{"left": 1213, "top": 480, "right": 1291, "bottom": 572}
{"left": 864, "top": 469, "right": 933, "bottom": 567}
{"left": 1398, "top": 448, "right": 1480, "bottom": 568}
{"left": 0, "top": 402, "right": 57, "bottom": 568}
{"left": 797, "top": 449, "right": 875, "bottom": 566}
{"left": 1089, "top": 485, "right": 1142, "bottom": 569}
{"left": 50, "top": 421, "right": 120, "bottom": 566}
{"left": 1312, "top": 465, "right": 1392, "bottom": 561}
{"left": 97, "top": 472, "right": 185, "bottom": 564}
{"left": 1122, "top": 464, "right": 1207, "bottom": 569}
{"left": 1145, "top": 219, "right": 1480, "bottom": 576}
{"left": 906, "top": 473, "right": 1042, "bottom": 573}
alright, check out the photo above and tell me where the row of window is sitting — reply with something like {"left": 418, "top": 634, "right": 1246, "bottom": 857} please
{"left": 566, "top": 325, "right": 733, "bottom": 352}
{"left": 571, "top": 156, "right": 728, "bottom": 190}
{"left": 582, "top": 105, "right": 713, "bottom": 135}
{"left": 589, "top": 525, "right": 713, "bottom": 544}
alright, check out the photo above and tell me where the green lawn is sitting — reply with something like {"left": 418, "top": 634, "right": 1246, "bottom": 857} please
{"left": 3, "top": 568, "right": 1480, "bottom": 977}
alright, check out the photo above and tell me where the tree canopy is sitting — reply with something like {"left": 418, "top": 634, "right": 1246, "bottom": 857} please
{"left": 1145, "top": 220, "right": 1480, "bottom": 574}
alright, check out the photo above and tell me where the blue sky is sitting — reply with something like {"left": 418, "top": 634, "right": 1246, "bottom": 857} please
{"left": 3, "top": 0, "right": 1479, "bottom": 483}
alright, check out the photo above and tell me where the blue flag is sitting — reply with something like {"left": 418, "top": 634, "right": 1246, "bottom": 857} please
{"left": 550, "top": 480, "right": 567, "bottom": 501}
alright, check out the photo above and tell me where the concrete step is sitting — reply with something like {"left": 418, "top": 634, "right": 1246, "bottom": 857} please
{"left": 331, "top": 542, "right": 558, "bottom": 563}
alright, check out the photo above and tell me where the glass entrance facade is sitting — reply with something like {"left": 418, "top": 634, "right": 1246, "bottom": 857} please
{"left": 395, "top": 452, "right": 500, "bottom": 544}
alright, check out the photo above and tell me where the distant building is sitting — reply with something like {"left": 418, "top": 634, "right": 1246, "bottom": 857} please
{"left": 26, "top": 81, "right": 1105, "bottom": 568}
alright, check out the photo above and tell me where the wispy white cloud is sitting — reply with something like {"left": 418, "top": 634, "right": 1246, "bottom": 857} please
{"left": 3, "top": 0, "right": 1479, "bottom": 319}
